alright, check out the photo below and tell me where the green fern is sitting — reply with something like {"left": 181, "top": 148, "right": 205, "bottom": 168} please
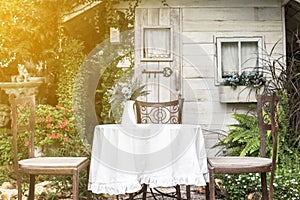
{"left": 216, "top": 112, "right": 271, "bottom": 157}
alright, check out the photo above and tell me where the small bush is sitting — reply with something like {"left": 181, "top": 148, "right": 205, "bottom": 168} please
{"left": 273, "top": 168, "right": 300, "bottom": 200}
{"left": 35, "top": 104, "right": 90, "bottom": 157}
{"left": 0, "top": 128, "right": 13, "bottom": 166}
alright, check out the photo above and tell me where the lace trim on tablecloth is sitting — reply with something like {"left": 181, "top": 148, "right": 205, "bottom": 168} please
{"left": 88, "top": 173, "right": 209, "bottom": 195}
{"left": 140, "top": 174, "right": 209, "bottom": 188}
{"left": 88, "top": 181, "right": 142, "bottom": 195}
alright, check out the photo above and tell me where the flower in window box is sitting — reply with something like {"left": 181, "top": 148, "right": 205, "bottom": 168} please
{"left": 222, "top": 72, "right": 266, "bottom": 90}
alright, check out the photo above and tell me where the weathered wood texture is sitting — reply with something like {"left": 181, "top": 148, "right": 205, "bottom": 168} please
{"left": 135, "top": 8, "right": 181, "bottom": 102}
{"left": 133, "top": 0, "right": 284, "bottom": 156}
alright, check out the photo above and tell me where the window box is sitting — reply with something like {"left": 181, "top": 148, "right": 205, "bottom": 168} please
{"left": 219, "top": 85, "right": 262, "bottom": 103}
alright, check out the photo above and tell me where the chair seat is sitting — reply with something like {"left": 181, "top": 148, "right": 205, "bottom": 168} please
{"left": 208, "top": 157, "right": 272, "bottom": 174}
{"left": 19, "top": 157, "right": 89, "bottom": 169}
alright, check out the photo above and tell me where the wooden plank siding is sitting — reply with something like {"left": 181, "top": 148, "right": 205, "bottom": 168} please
{"left": 116, "top": 0, "right": 282, "bottom": 9}
{"left": 130, "top": 0, "right": 285, "bottom": 156}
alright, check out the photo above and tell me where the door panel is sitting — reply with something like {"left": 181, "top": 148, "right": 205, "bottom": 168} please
{"left": 135, "top": 8, "right": 181, "bottom": 102}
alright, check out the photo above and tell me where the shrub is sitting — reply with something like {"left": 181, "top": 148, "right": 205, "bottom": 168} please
{"left": 0, "top": 128, "right": 13, "bottom": 166}
{"left": 273, "top": 168, "right": 300, "bottom": 199}
{"left": 35, "top": 104, "right": 90, "bottom": 157}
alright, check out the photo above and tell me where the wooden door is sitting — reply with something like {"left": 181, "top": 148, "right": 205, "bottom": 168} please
{"left": 135, "top": 8, "right": 181, "bottom": 102}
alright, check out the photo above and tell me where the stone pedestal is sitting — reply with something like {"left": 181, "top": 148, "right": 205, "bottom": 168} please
{"left": 0, "top": 81, "right": 44, "bottom": 101}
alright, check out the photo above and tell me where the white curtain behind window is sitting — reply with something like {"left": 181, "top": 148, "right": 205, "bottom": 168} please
{"left": 144, "top": 28, "right": 170, "bottom": 58}
{"left": 241, "top": 42, "right": 258, "bottom": 73}
{"left": 221, "top": 42, "right": 238, "bottom": 77}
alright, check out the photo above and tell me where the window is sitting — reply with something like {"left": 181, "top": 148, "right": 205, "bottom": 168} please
{"left": 142, "top": 26, "right": 172, "bottom": 61}
{"left": 216, "top": 37, "right": 263, "bottom": 83}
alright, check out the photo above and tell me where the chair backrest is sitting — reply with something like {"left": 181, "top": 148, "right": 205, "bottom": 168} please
{"left": 10, "top": 95, "right": 36, "bottom": 169}
{"left": 135, "top": 99, "right": 184, "bottom": 124}
{"left": 257, "top": 93, "right": 279, "bottom": 158}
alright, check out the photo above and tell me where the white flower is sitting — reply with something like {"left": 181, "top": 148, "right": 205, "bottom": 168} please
{"left": 98, "top": 50, "right": 104, "bottom": 55}
{"left": 121, "top": 86, "right": 130, "bottom": 95}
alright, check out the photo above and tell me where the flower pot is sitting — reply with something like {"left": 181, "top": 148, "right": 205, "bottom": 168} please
{"left": 121, "top": 100, "right": 137, "bottom": 125}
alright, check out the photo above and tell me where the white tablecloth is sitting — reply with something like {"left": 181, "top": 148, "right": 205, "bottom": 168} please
{"left": 88, "top": 124, "right": 209, "bottom": 195}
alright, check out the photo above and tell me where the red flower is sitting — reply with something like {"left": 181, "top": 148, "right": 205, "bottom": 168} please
{"left": 48, "top": 117, "right": 53, "bottom": 123}
{"left": 56, "top": 133, "right": 61, "bottom": 138}
{"left": 55, "top": 125, "right": 61, "bottom": 129}
{"left": 64, "top": 109, "right": 69, "bottom": 113}
{"left": 41, "top": 118, "right": 46, "bottom": 122}
{"left": 46, "top": 123, "right": 51, "bottom": 129}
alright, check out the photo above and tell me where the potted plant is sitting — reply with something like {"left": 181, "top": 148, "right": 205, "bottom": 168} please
{"left": 107, "top": 70, "right": 149, "bottom": 124}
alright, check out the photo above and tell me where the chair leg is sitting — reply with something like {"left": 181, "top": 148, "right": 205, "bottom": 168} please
{"left": 28, "top": 175, "right": 35, "bottom": 200}
{"left": 209, "top": 170, "right": 216, "bottom": 200}
{"left": 142, "top": 184, "right": 147, "bottom": 200}
{"left": 186, "top": 185, "right": 191, "bottom": 200}
{"left": 73, "top": 171, "right": 79, "bottom": 200}
{"left": 16, "top": 173, "right": 22, "bottom": 200}
{"left": 175, "top": 185, "right": 181, "bottom": 199}
{"left": 129, "top": 193, "right": 134, "bottom": 200}
{"left": 269, "top": 172, "right": 275, "bottom": 200}
{"left": 86, "top": 165, "right": 90, "bottom": 200}
{"left": 205, "top": 183, "right": 210, "bottom": 200}
{"left": 261, "top": 172, "right": 268, "bottom": 200}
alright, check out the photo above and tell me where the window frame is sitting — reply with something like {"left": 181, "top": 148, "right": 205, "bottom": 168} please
{"left": 216, "top": 36, "right": 263, "bottom": 84}
{"left": 141, "top": 26, "right": 173, "bottom": 62}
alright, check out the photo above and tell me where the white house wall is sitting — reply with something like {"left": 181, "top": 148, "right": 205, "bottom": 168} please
{"left": 117, "top": 0, "right": 285, "bottom": 156}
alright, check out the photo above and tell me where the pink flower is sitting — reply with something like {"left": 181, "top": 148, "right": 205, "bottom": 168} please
{"left": 46, "top": 123, "right": 51, "bottom": 129}
{"left": 46, "top": 133, "right": 51, "bottom": 138}
{"left": 48, "top": 117, "right": 53, "bottom": 123}
{"left": 24, "top": 141, "right": 30, "bottom": 146}
{"left": 63, "top": 137, "right": 68, "bottom": 142}
{"left": 55, "top": 125, "right": 61, "bottom": 129}
{"left": 56, "top": 105, "right": 61, "bottom": 109}
{"left": 61, "top": 119, "right": 68, "bottom": 128}
{"left": 41, "top": 117, "right": 46, "bottom": 122}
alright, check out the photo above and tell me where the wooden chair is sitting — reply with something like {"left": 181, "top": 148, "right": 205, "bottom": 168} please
{"left": 206, "top": 93, "right": 279, "bottom": 200}
{"left": 135, "top": 98, "right": 183, "bottom": 124}
{"left": 135, "top": 98, "right": 189, "bottom": 199}
{"left": 10, "top": 95, "right": 90, "bottom": 200}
